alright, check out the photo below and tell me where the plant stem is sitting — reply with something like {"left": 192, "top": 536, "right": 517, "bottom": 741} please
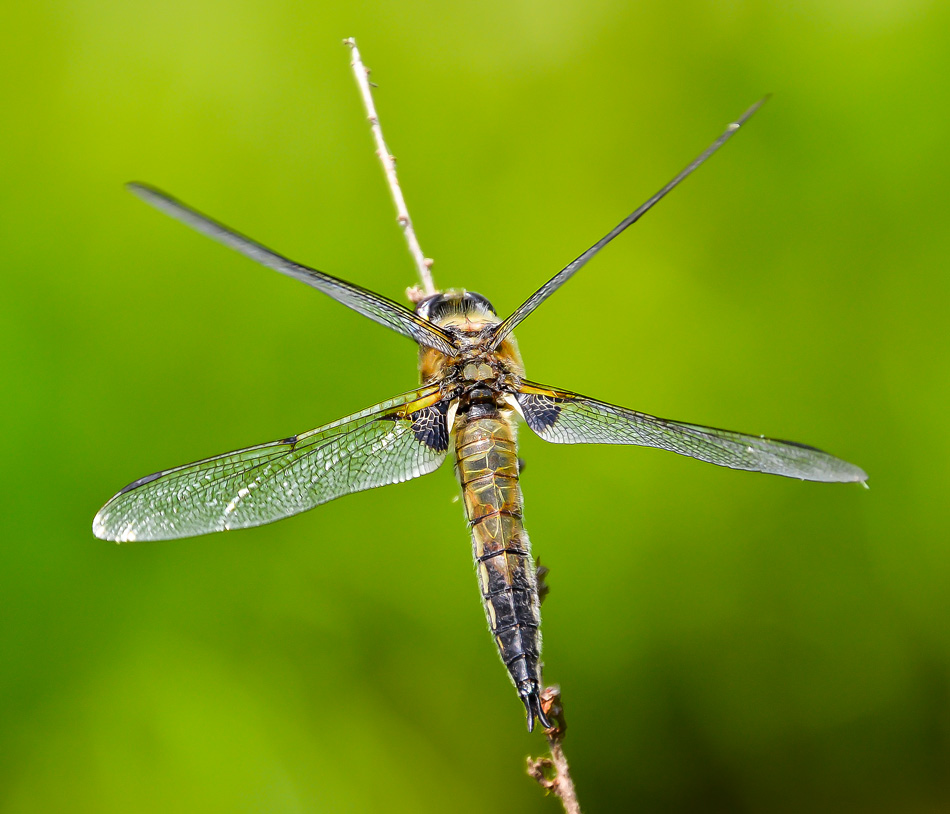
{"left": 526, "top": 686, "right": 582, "bottom": 813}
{"left": 344, "top": 37, "right": 437, "bottom": 299}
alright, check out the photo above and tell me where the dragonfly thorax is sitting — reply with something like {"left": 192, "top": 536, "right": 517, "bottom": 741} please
{"left": 419, "top": 338, "right": 525, "bottom": 394}
{"left": 417, "top": 289, "right": 525, "bottom": 388}
{"left": 462, "top": 360, "right": 495, "bottom": 382}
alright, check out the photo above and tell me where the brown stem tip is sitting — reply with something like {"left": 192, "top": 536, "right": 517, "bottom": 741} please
{"left": 540, "top": 685, "right": 566, "bottom": 740}
{"left": 527, "top": 686, "right": 582, "bottom": 813}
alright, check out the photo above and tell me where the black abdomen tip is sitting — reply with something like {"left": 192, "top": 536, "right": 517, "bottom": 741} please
{"left": 521, "top": 686, "right": 553, "bottom": 732}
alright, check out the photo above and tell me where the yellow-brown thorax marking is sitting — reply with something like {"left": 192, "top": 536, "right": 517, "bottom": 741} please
{"left": 418, "top": 333, "right": 525, "bottom": 389}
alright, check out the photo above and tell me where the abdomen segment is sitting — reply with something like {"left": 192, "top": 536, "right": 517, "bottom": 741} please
{"left": 455, "top": 413, "right": 550, "bottom": 731}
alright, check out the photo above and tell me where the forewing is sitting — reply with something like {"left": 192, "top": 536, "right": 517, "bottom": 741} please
{"left": 93, "top": 387, "right": 453, "bottom": 542}
{"left": 514, "top": 381, "right": 867, "bottom": 483}
{"left": 487, "top": 98, "right": 768, "bottom": 350}
{"left": 127, "top": 184, "right": 458, "bottom": 355}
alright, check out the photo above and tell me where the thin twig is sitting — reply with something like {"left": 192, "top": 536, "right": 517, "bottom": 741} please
{"left": 343, "top": 37, "right": 437, "bottom": 299}
{"left": 526, "top": 687, "right": 582, "bottom": 813}
{"left": 343, "top": 39, "right": 580, "bottom": 812}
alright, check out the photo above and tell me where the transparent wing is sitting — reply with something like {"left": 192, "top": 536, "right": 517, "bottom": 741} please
{"left": 128, "top": 183, "right": 458, "bottom": 355}
{"left": 487, "top": 98, "right": 768, "bottom": 350}
{"left": 93, "top": 386, "right": 453, "bottom": 542}
{"left": 514, "top": 381, "right": 867, "bottom": 483}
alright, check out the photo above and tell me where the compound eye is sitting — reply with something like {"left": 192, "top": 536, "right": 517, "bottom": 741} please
{"left": 416, "top": 291, "right": 495, "bottom": 323}
{"left": 465, "top": 292, "right": 496, "bottom": 315}
{"left": 414, "top": 294, "right": 446, "bottom": 320}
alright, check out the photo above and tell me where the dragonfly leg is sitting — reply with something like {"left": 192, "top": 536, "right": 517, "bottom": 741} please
{"left": 536, "top": 558, "right": 550, "bottom": 605}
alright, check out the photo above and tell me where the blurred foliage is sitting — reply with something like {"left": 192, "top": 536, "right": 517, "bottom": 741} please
{"left": 1, "top": 1, "right": 948, "bottom": 811}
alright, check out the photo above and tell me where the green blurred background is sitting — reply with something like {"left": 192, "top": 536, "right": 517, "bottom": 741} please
{"left": 2, "top": 1, "right": 947, "bottom": 811}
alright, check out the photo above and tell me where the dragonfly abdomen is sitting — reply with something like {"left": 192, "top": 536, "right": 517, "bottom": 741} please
{"left": 454, "top": 411, "right": 550, "bottom": 731}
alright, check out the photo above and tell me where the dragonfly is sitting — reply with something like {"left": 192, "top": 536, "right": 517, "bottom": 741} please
{"left": 93, "top": 98, "right": 867, "bottom": 731}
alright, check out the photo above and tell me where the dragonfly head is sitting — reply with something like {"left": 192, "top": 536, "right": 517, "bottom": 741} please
{"left": 414, "top": 289, "right": 523, "bottom": 383}
{"left": 415, "top": 290, "right": 497, "bottom": 333}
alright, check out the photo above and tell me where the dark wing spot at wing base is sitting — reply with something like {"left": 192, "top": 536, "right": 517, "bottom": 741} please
{"left": 411, "top": 400, "right": 451, "bottom": 453}
{"left": 516, "top": 392, "right": 563, "bottom": 433}
{"left": 378, "top": 400, "right": 451, "bottom": 454}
